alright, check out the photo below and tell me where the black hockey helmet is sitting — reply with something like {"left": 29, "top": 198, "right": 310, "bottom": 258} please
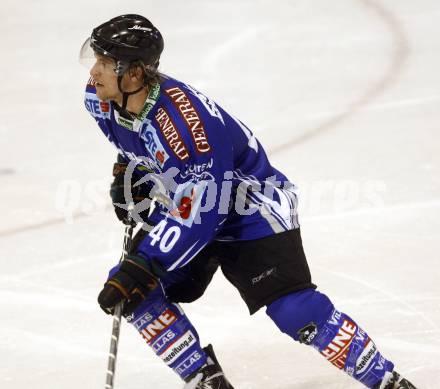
{"left": 80, "top": 14, "right": 164, "bottom": 109}
{"left": 92, "top": 14, "right": 163, "bottom": 71}
{"left": 80, "top": 14, "right": 164, "bottom": 75}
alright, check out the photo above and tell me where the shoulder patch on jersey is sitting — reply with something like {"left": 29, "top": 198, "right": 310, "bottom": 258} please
{"left": 84, "top": 92, "right": 111, "bottom": 119}
{"left": 164, "top": 87, "right": 211, "bottom": 154}
{"left": 100, "top": 101, "right": 110, "bottom": 113}
{"left": 155, "top": 107, "right": 190, "bottom": 161}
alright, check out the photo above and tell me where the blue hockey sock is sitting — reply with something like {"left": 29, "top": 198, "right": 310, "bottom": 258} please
{"left": 126, "top": 288, "right": 208, "bottom": 380}
{"left": 266, "top": 289, "right": 394, "bottom": 388}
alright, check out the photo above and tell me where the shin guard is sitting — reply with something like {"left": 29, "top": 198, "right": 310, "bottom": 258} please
{"left": 126, "top": 288, "right": 208, "bottom": 380}
{"left": 267, "top": 289, "right": 394, "bottom": 388}
{"left": 312, "top": 309, "right": 394, "bottom": 387}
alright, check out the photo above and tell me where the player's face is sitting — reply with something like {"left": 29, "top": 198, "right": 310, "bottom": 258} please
{"left": 90, "top": 54, "right": 120, "bottom": 101}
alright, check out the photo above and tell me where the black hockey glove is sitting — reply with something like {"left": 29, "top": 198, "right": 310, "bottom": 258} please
{"left": 97, "top": 255, "right": 159, "bottom": 316}
{"left": 110, "top": 158, "right": 153, "bottom": 225}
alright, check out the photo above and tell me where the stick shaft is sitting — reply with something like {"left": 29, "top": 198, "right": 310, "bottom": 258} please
{"left": 105, "top": 222, "right": 134, "bottom": 389}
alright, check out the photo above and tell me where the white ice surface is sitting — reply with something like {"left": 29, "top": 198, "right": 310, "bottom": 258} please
{"left": 0, "top": 0, "right": 439, "bottom": 388}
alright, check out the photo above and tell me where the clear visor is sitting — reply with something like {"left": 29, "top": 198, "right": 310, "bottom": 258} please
{"left": 79, "top": 37, "right": 96, "bottom": 69}
{"left": 79, "top": 37, "right": 120, "bottom": 75}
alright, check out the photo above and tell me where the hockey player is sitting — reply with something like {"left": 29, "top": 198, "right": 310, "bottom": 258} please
{"left": 80, "top": 14, "right": 417, "bottom": 389}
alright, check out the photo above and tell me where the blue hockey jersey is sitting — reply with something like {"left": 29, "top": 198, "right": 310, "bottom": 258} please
{"left": 84, "top": 75, "right": 299, "bottom": 271}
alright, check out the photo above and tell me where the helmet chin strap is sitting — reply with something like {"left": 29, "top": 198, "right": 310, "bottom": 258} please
{"left": 115, "top": 60, "right": 145, "bottom": 112}
{"left": 117, "top": 75, "right": 145, "bottom": 111}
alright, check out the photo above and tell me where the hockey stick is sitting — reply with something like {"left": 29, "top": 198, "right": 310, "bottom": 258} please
{"left": 105, "top": 217, "right": 134, "bottom": 389}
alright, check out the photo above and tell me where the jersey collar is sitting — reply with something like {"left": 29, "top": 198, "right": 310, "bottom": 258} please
{"left": 114, "top": 82, "right": 161, "bottom": 132}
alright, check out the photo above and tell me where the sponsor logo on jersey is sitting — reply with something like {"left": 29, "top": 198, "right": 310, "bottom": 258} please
{"left": 151, "top": 329, "right": 178, "bottom": 354}
{"left": 184, "top": 83, "right": 225, "bottom": 125}
{"left": 155, "top": 107, "right": 189, "bottom": 161}
{"left": 140, "top": 122, "right": 169, "bottom": 168}
{"left": 161, "top": 330, "right": 197, "bottom": 365}
{"left": 180, "top": 170, "right": 215, "bottom": 182}
{"left": 99, "top": 101, "right": 109, "bottom": 113}
{"left": 174, "top": 350, "right": 203, "bottom": 376}
{"left": 116, "top": 115, "right": 134, "bottom": 130}
{"left": 356, "top": 338, "right": 377, "bottom": 375}
{"left": 156, "top": 150, "right": 166, "bottom": 164}
{"left": 165, "top": 87, "right": 211, "bottom": 154}
{"left": 170, "top": 189, "right": 195, "bottom": 220}
{"left": 137, "top": 309, "right": 178, "bottom": 344}
{"left": 321, "top": 319, "right": 357, "bottom": 370}
{"left": 180, "top": 159, "right": 215, "bottom": 182}
{"left": 297, "top": 322, "right": 318, "bottom": 345}
{"left": 84, "top": 96, "right": 101, "bottom": 115}
{"left": 169, "top": 181, "right": 209, "bottom": 227}
{"left": 84, "top": 93, "right": 110, "bottom": 119}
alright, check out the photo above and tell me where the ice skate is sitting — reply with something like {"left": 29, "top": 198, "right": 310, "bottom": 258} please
{"left": 375, "top": 371, "right": 417, "bottom": 389}
{"left": 183, "top": 344, "right": 234, "bottom": 389}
